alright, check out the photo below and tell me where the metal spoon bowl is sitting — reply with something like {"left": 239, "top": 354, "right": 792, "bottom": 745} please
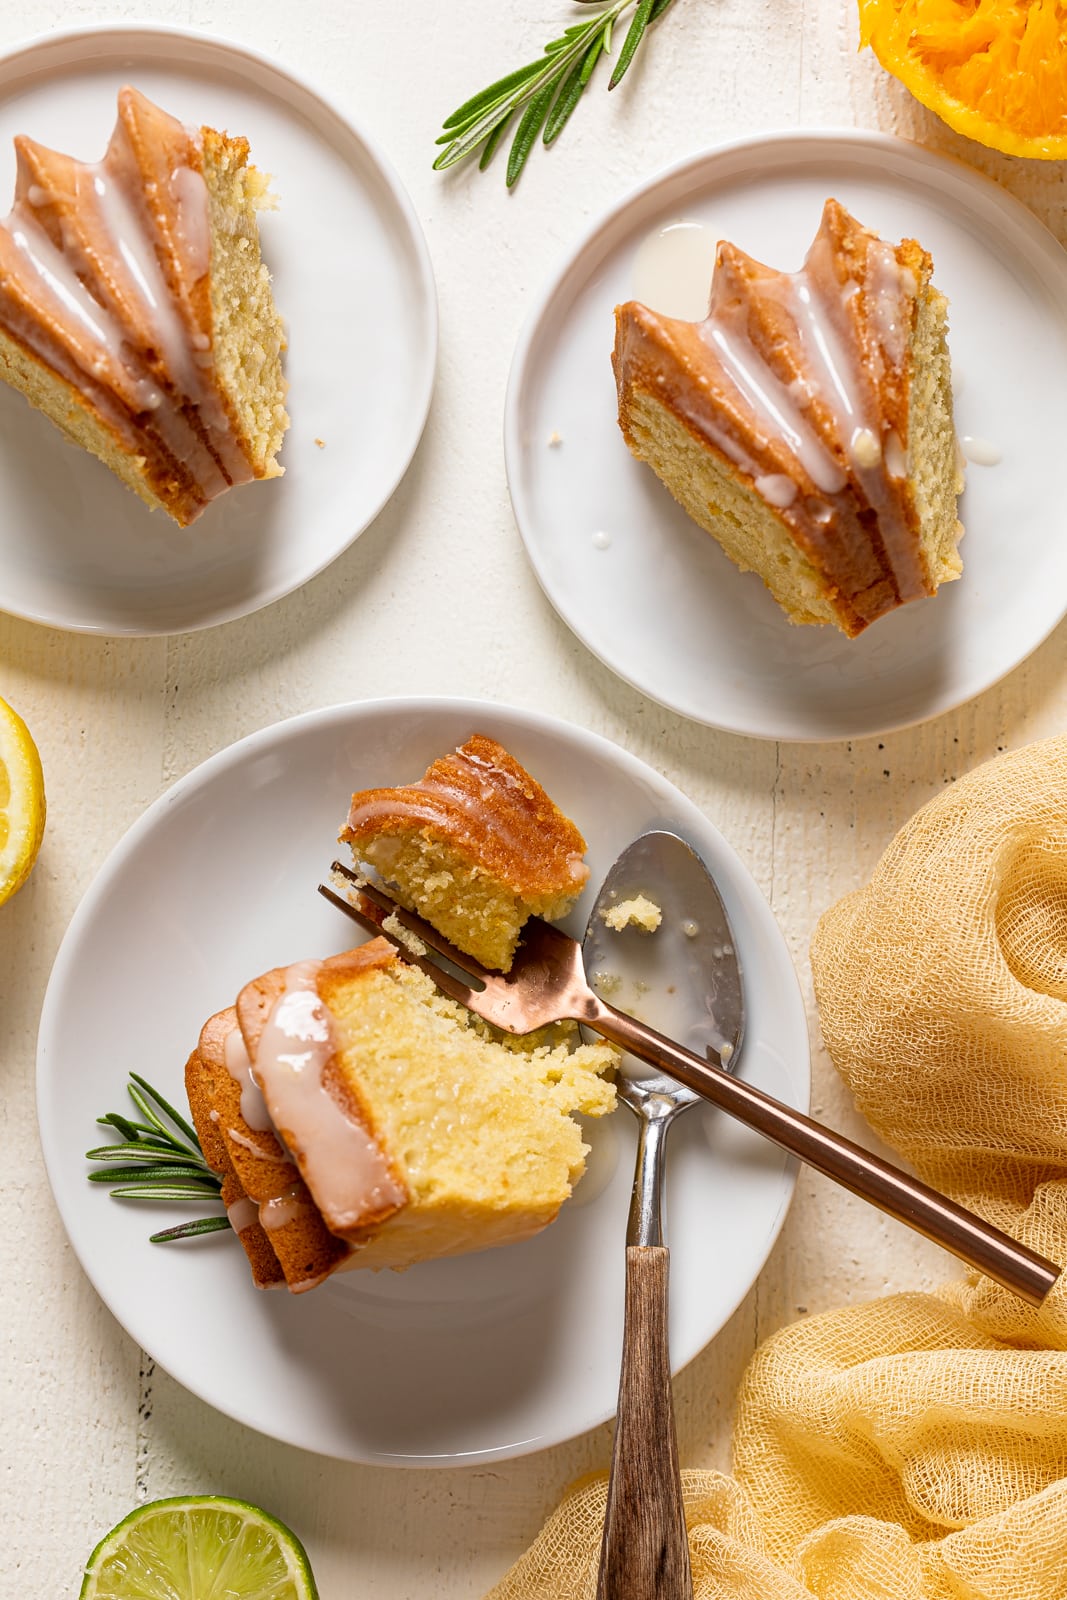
{"left": 583, "top": 830, "right": 744, "bottom": 1600}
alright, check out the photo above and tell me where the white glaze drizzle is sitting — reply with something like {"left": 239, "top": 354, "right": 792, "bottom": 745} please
{"left": 260, "top": 1184, "right": 311, "bottom": 1232}
{"left": 754, "top": 473, "right": 797, "bottom": 509}
{"left": 252, "top": 961, "right": 406, "bottom": 1230}
{"left": 169, "top": 163, "right": 211, "bottom": 279}
{"left": 226, "top": 1197, "right": 258, "bottom": 1234}
{"left": 0, "top": 105, "right": 254, "bottom": 501}
{"left": 701, "top": 322, "right": 846, "bottom": 495}
{"left": 632, "top": 207, "right": 929, "bottom": 603}
{"left": 224, "top": 1026, "right": 275, "bottom": 1133}
{"left": 884, "top": 430, "right": 907, "bottom": 479}
{"left": 867, "top": 241, "right": 916, "bottom": 365}
{"left": 960, "top": 434, "right": 1002, "bottom": 467}
{"left": 851, "top": 427, "right": 881, "bottom": 468}
{"left": 632, "top": 219, "right": 716, "bottom": 321}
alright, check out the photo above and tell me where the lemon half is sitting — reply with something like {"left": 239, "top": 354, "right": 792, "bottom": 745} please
{"left": 80, "top": 1495, "right": 320, "bottom": 1600}
{"left": 0, "top": 696, "right": 45, "bottom": 904}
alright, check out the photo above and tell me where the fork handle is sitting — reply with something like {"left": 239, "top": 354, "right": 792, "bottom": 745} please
{"left": 597, "top": 1245, "right": 693, "bottom": 1600}
{"left": 590, "top": 1002, "right": 1060, "bottom": 1305}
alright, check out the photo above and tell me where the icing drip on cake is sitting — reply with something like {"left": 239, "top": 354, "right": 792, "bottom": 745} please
{"left": 614, "top": 199, "right": 942, "bottom": 618}
{"left": 251, "top": 960, "right": 407, "bottom": 1232}
{"left": 343, "top": 735, "right": 590, "bottom": 896}
{"left": 0, "top": 85, "right": 253, "bottom": 511}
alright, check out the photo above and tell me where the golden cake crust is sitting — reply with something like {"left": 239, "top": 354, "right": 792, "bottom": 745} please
{"left": 0, "top": 86, "right": 287, "bottom": 525}
{"left": 613, "top": 198, "right": 962, "bottom": 638}
{"left": 192, "top": 1005, "right": 352, "bottom": 1290}
{"left": 341, "top": 733, "right": 589, "bottom": 900}
{"left": 184, "top": 1045, "right": 284, "bottom": 1289}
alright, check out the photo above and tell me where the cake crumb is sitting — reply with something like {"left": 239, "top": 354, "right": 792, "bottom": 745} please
{"left": 600, "top": 895, "right": 662, "bottom": 933}
{"left": 592, "top": 970, "right": 622, "bottom": 997}
{"left": 314, "top": 437, "right": 326, "bottom": 449}
{"left": 547, "top": 430, "right": 563, "bottom": 447}
{"left": 383, "top": 909, "right": 428, "bottom": 959}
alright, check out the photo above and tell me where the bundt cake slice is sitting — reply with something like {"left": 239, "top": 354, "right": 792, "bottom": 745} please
{"left": 340, "top": 735, "right": 590, "bottom": 972}
{"left": 186, "top": 1007, "right": 352, "bottom": 1292}
{"left": 187, "top": 941, "right": 616, "bottom": 1287}
{"left": 184, "top": 1044, "right": 285, "bottom": 1290}
{"left": 613, "top": 199, "right": 963, "bottom": 638}
{"left": 0, "top": 85, "right": 288, "bottom": 525}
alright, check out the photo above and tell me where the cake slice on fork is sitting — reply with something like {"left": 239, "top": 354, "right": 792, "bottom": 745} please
{"left": 341, "top": 734, "right": 590, "bottom": 973}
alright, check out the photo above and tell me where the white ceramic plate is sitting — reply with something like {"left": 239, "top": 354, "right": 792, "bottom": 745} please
{"left": 37, "top": 699, "right": 808, "bottom": 1465}
{"left": 505, "top": 132, "right": 1067, "bottom": 741}
{"left": 0, "top": 25, "right": 436, "bottom": 635}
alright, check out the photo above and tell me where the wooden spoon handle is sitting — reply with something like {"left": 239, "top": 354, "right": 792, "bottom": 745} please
{"left": 596, "top": 1245, "right": 692, "bottom": 1600}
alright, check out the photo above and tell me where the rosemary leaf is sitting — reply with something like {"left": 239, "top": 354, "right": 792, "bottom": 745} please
{"left": 507, "top": 80, "right": 559, "bottom": 186}
{"left": 90, "top": 1072, "right": 230, "bottom": 1244}
{"left": 150, "top": 1217, "right": 232, "bottom": 1243}
{"left": 480, "top": 113, "right": 515, "bottom": 171}
{"left": 435, "top": 0, "right": 678, "bottom": 184}
{"left": 441, "top": 58, "right": 549, "bottom": 131}
{"left": 543, "top": 57, "right": 590, "bottom": 147}
{"left": 108, "top": 1183, "right": 225, "bottom": 1202}
{"left": 609, "top": 0, "right": 657, "bottom": 88}
{"left": 85, "top": 1143, "right": 204, "bottom": 1164}
{"left": 97, "top": 1112, "right": 144, "bottom": 1141}
{"left": 129, "top": 1071, "right": 201, "bottom": 1150}
{"left": 89, "top": 1164, "right": 221, "bottom": 1187}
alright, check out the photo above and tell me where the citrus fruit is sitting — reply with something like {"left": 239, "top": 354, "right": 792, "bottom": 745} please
{"left": 79, "top": 1495, "right": 320, "bottom": 1600}
{"left": 859, "top": 0, "right": 1067, "bottom": 159}
{"left": 0, "top": 695, "right": 45, "bottom": 904}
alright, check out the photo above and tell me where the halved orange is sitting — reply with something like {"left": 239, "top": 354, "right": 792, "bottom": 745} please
{"left": 859, "top": 0, "right": 1067, "bottom": 159}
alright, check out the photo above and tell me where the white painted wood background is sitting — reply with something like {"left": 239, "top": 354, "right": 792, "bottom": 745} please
{"left": 2, "top": 1, "right": 1064, "bottom": 1594}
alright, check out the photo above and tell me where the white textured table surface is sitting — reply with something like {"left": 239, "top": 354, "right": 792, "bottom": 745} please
{"left": 2, "top": 3, "right": 1066, "bottom": 1595}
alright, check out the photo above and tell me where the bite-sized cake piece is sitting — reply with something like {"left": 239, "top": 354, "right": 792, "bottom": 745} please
{"left": 0, "top": 85, "right": 288, "bottom": 525}
{"left": 341, "top": 735, "right": 590, "bottom": 972}
{"left": 186, "top": 941, "right": 616, "bottom": 1287}
{"left": 613, "top": 199, "right": 963, "bottom": 638}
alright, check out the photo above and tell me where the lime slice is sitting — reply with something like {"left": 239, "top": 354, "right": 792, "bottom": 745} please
{"left": 80, "top": 1495, "right": 319, "bottom": 1600}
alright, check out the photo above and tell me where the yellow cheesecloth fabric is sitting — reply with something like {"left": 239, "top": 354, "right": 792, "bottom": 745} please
{"left": 486, "top": 736, "right": 1067, "bottom": 1600}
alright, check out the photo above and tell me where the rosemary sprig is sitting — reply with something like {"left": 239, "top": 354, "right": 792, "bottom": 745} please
{"left": 88, "top": 1072, "right": 230, "bottom": 1244}
{"left": 435, "top": 0, "right": 677, "bottom": 186}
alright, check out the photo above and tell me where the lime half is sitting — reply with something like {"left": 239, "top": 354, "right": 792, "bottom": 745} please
{"left": 80, "top": 1496, "right": 319, "bottom": 1600}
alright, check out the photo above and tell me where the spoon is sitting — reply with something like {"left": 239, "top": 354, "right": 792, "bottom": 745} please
{"left": 583, "top": 831, "right": 745, "bottom": 1600}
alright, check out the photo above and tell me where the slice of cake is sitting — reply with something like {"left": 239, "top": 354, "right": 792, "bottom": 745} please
{"left": 613, "top": 199, "right": 963, "bottom": 638}
{"left": 341, "top": 735, "right": 590, "bottom": 972}
{"left": 183, "top": 1043, "right": 285, "bottom": 1290}
{"left": 186, "top": 1007, "right": 353, "bottom": 1293}
{"left": 185, "top": 941, "right": 616, "bottom": 1287}
{"left": 0, "top": 86, "right": 288, "bottom": 526}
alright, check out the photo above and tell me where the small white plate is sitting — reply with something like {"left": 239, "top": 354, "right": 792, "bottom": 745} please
{"left": 0, "top": 25, "right": 436, "bottom": 635}
{"left": 505, "top": 132, "right": 1067, "bottom": 741}
{"left": 37, "top": 699, "right": 808, "bottom": 1465}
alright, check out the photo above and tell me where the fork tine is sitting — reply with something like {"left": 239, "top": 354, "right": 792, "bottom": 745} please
{"left": 316, "top": 882, "right": 478, "bottom": 1008}
{"left": 316, "top": 882, "right": 384, "bottom": 942}
{"left": 328, "top": 862, "right": 491, "bottom": 978}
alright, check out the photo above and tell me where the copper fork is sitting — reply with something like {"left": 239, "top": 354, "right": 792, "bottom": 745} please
{"left": 318, "top": 865, "right": 1060, "bottom": 1305}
